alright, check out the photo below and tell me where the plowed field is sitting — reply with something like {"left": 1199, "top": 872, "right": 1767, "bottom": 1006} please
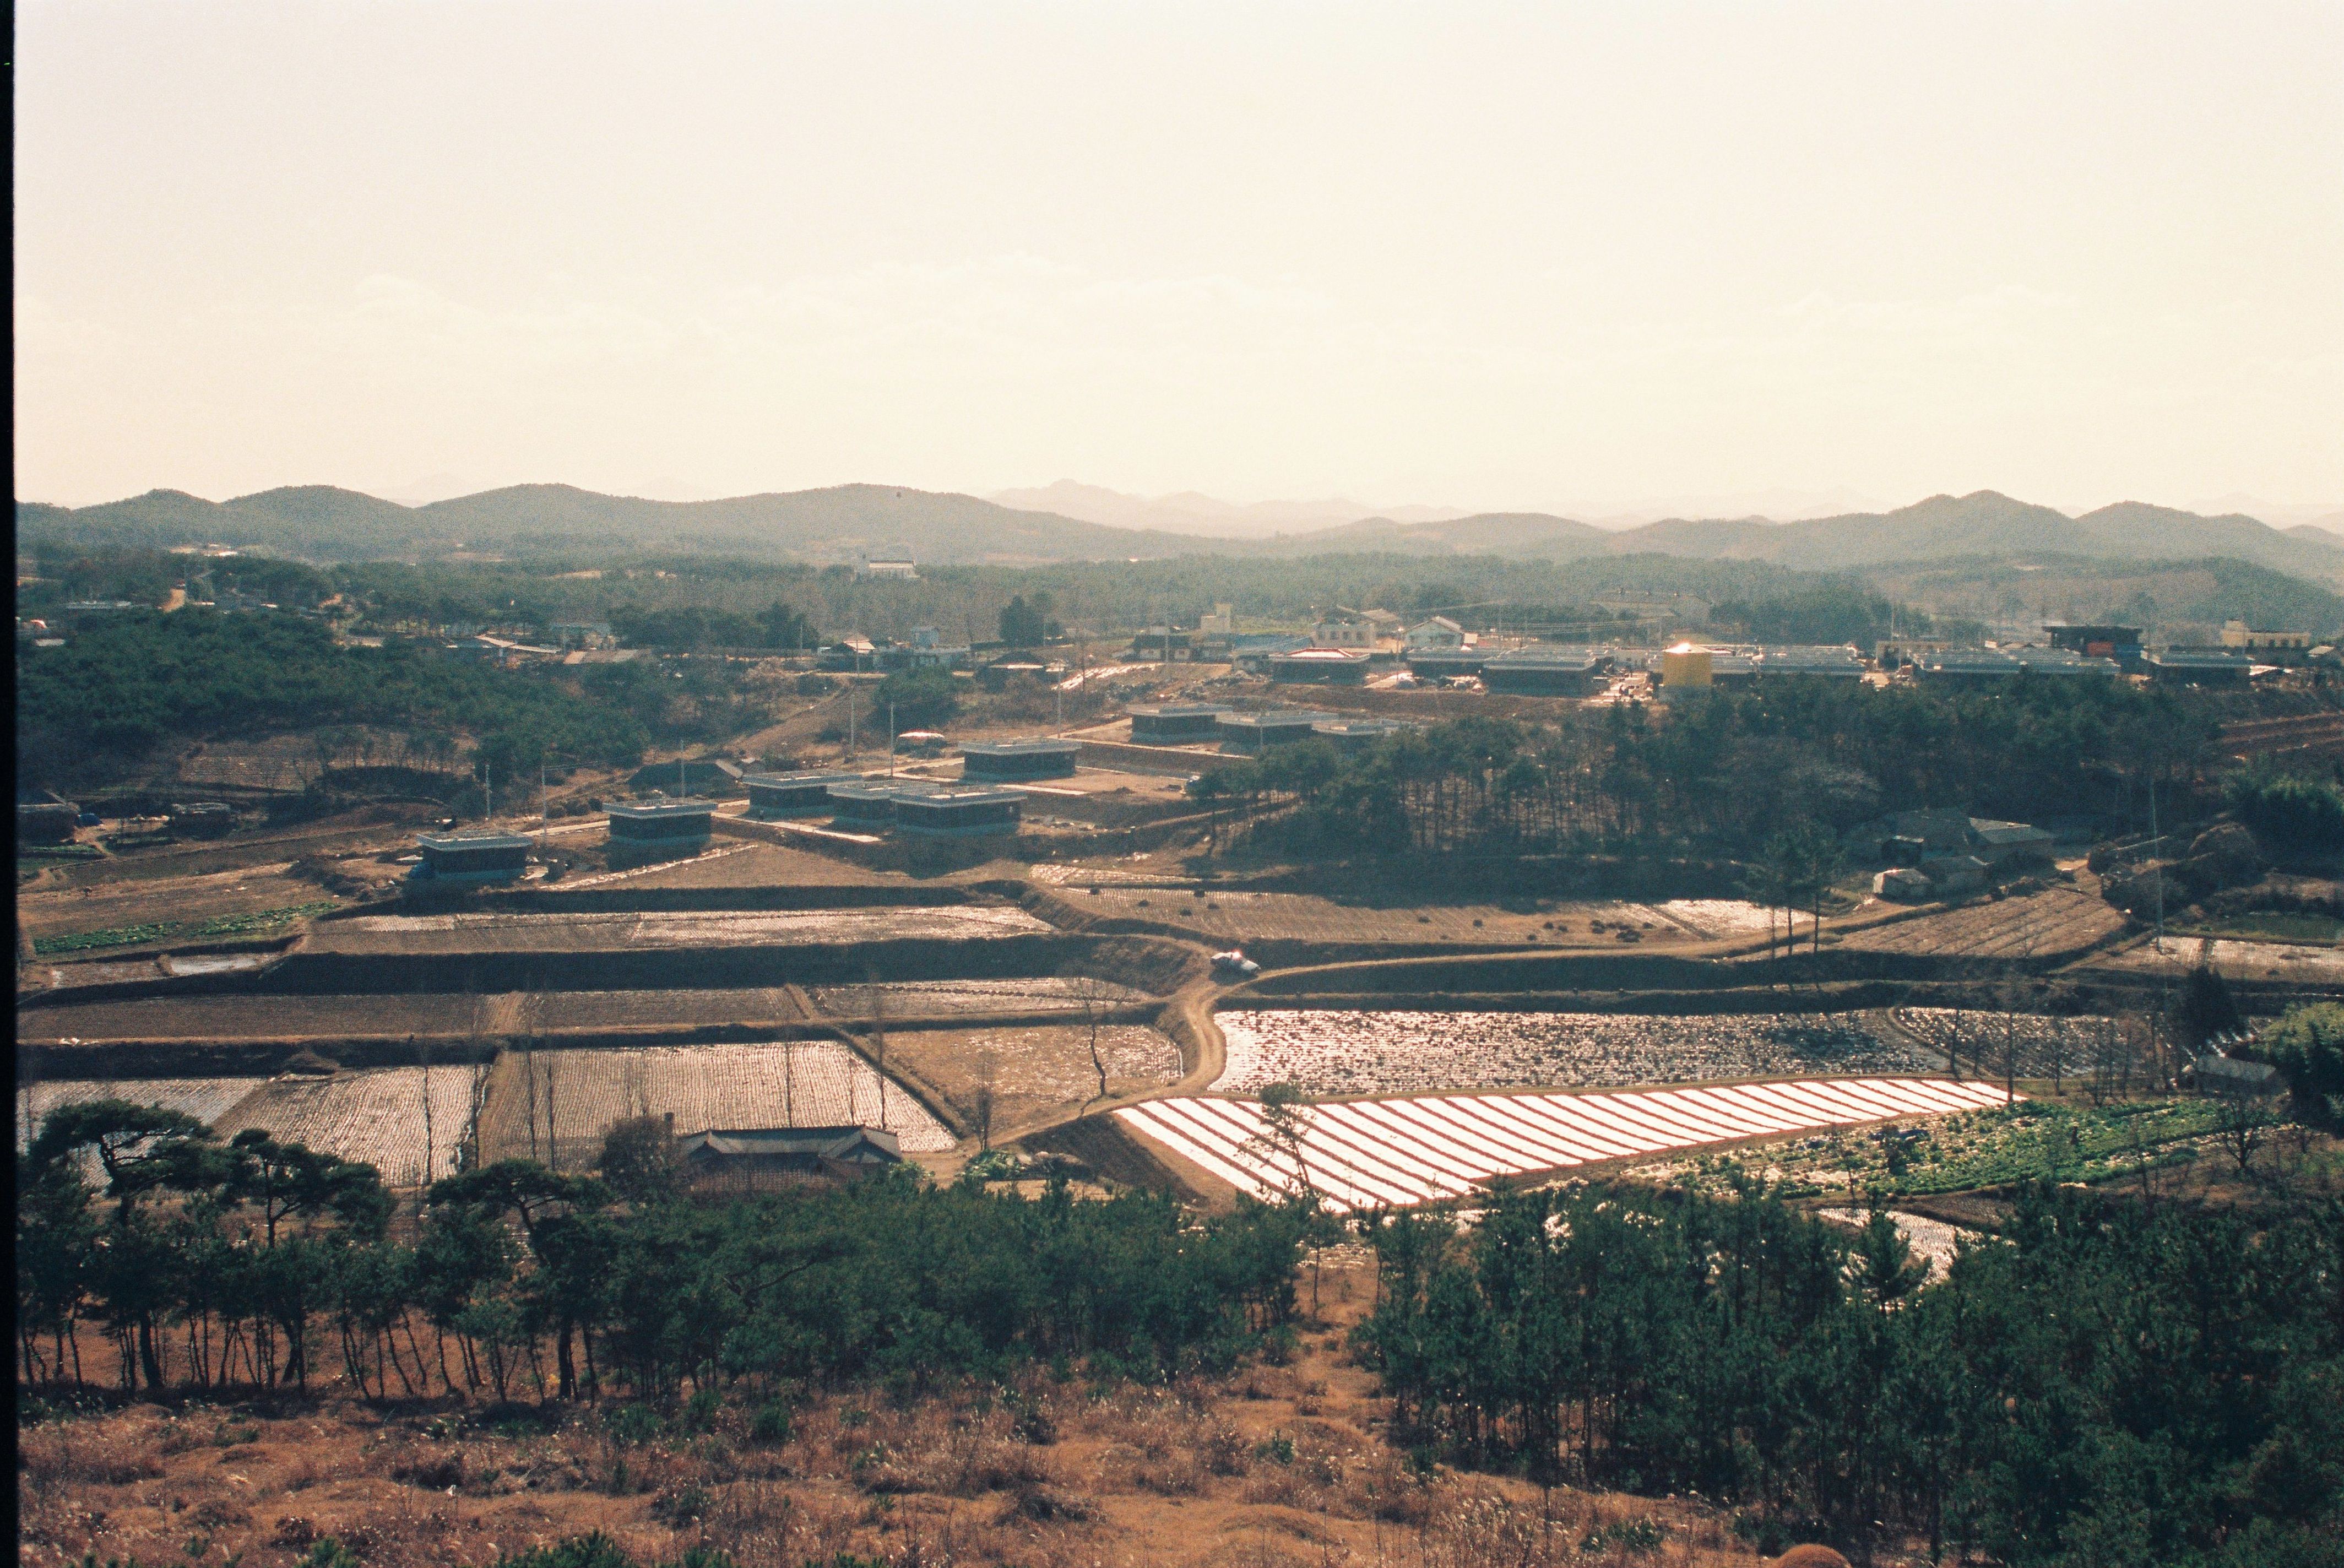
{"left": 215, "top": 1066, "right": 487, "bottom": 1186}
{"left": 2097, "top": 935, "right": 2344, "bottom": 984}
{"left": 311, "top": 906, "right": 1049, "bottom": 954}
{"left": 1838, "top": 887, "right": 2123, "bottom": 960}
{"left": 19, "top": 992, "right": 490, "bottom": 1044}
{"left": 1214, "top": 1010, "right": 1935, "bottom": 1096}
{"left": 1893, "top": 1008, "right": 2126, "bottom": 1080}
{"left": 1072, "top": 888, "right": 1702, "bottom": 947}
{"left": 16, "top": 1077, "right": 268, "bottom": 1151}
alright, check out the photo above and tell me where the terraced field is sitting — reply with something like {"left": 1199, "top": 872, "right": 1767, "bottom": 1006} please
{"left": 1118, "top": 1077, "right": 2010, "bottom": 1212}
{"left": 529, "top": 987, "right": 807, "bottom": 1031}
{"left": 1839, "top": 887, "right": 2124, "bottom": 960}
{"left": 482, "top": 1042, "right": 957, "bottom": 1160}
{"left": 1214, "top": 1009, "right": 1935, "bottom": 1096}
{"left": 310, "top": 905, "right": 1051, "bottom": 954}
{"left": 1071, "top": 887, "right": 1698, "bottom": 947}
{"left": 19, "top": 992, "right": 491, "bottom": 1044}
{"left": 809, "top": 978, "right": 1154, "bottom": 1017}
{"left": 2097, "top": 935, "right": 2344, "bottom": 984}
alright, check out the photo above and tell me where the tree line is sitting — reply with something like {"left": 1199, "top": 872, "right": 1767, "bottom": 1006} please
{"left": 14, "top": 1102, "right": 1309, "bottom": 1405}
{"left": 1357, "top": 1178, "right": 2344, "bottom": 1567}
{"left": 1190, "top": 679, "right": 2220, "bottom": 864}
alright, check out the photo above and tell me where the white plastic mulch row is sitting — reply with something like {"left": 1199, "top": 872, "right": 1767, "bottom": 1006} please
{"left": 1115, "top": 1077, "right": 2009, "bottom": 1213}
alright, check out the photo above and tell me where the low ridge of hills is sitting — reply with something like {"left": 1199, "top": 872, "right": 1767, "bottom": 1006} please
{"left": 19, "top": 482, "right": 2344, "bottom": 582}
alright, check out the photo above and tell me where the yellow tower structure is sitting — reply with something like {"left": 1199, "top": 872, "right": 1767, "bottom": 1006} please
{"left": 1660, "top": 642, "right": 1713, "bottom": 688}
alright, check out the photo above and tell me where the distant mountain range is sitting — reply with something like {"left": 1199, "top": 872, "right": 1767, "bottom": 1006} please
{"left": 987, "top": 480, "right": 1471, "bottom": 538}
{"left": 19, "top": 483, "right": 2344, "bottom": 583}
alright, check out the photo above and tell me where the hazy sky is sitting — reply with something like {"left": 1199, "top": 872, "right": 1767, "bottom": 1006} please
{"left": 15, "top": 2, "right": 2342, "bottom": 514}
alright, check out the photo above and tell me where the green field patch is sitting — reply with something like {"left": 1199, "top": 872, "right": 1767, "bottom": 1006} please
{"left": 1654, "top": 1096, "right": 2232, "bottom": 1200}
{"left": 31, "top": 901, "right": 339, "bottom": 955}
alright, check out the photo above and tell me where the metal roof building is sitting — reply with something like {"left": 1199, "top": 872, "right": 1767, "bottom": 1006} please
{"left": 1267, "top": 647, "right": 1372, "bottom": 685}
{"left": 1911, "top": 649, "right": 2123, "bottom": 686}
{"left": 409, "top": 831, "right": 533, "bottom": 887}
{"left": 893, "top": 786, "right": 1026, "bottom": 837}
{"left": 2143, "top": 650, "right": 2256, "bottom": 686}
{"left": 1757, "top": 645, "right": 1866, "bottom": 679}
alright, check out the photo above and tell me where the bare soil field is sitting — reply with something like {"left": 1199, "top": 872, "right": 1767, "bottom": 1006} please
{"left": 886, "top": 1023, "right": 1184, "bottom": 1137}
{"left": 2095, "top": 934, "right": 2344, "bottom": 984}
{"left": 1070, "top": 887, "right": 1715, "bottom": 948}
{"left": 1835, "top": 887, "right": 2124, "bottom": 961}
{"left": 18, "top": 863, "right": 341, "bottom": 950}
{"left": 18, "top": 993, "right": 493, "bottom": 1045}
{"left": 310, "top": 906, "right": 1052, "bottom": 956}
{"left": 480, "top": 1042, "right": 957, "bottom": 1162}
{"left": 809, "top": 977, "right": 1155, "bottom": 1017}
{"left": 1214, "top": 1010, "right": 1937, "bottom": 1097}
{"left": 215, "top": 1066, "right": 489, "bottom": 1186}
{"left": 15, "top": 1255, "right": 1771, "bottom": 1568}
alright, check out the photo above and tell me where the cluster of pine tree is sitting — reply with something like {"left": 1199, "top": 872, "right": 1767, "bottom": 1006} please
{"left": 1357, "top": 1180, "right": 2344, "bottom": 1566}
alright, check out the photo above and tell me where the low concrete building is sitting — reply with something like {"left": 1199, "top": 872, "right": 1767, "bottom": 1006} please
{"left": 1404, "top": 649, "right": 1485, "bottom": 682}
{"left": 1217, "top": 709, "right": 1333, "bottom": 753}
{"left": 2143, "top": 650, "right": 2256, "bottom": 686}
{"left": 1481, "top": 648, "right": 1608, "bottom": 696}
{"left": 1407, "top": 616, "right": 1467, "bottom": 649}
{"left": 1757, "top": 645, "right": 1866, "bottom": 680}
{"left": 826, "top": 780, "right": 919, "bottom": 829}
{"left": 1311, "top": 718, "right": 1413, "bottom": 756}
{"left": 893, "top": 785, "right": 1026, "bottom": 837}
{"left": 604, "top": 795, "right": 717, "bottom": 862}
{"left": 409, "top": 831, "right": 533, "bottom": 889}
{"left": 2221, "top": 620, "right": 2311, "bottom": 654}
{"left": 1128, "top": 703, "right": 1231, "bottom": 744}
{"left": 1268, "top": 648, "right": 1372, "bottom": 685}
{"left": 961, "top": 737, "right": 1080, "bottom": 782}
{"left": 745, "top": 770, "right": 865, "bottom": 817}
{"left": 1912, "top": 649, "right": 2123, "bottom": 686}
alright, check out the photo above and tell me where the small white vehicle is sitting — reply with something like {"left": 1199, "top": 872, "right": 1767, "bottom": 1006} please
{"left": 1210, "top": 948, "right": 1261, "bottom": 979}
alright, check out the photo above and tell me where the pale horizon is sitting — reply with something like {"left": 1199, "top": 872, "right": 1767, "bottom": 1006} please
{"left": 16, "top": 2, "right": 2342, "bottom": 518}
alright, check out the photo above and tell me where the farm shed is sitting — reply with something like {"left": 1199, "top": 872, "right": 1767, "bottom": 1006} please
{"left": 1128, "top": 703, "right": 1231, "bottom": 744}
{"left": 1482, "top": 648, "right": 1608, "bottom": 696}
{"left": 1874, "top": 867, "right": 1934, "bottom": 901}
{"left": 410, "top": 831, "right": 532, "bottom": 887}
{"left": 680, "top": 1125, "right": 903, "bottom": 1185}
{"left": 1923, "top": 854, "right": 1990, "bottom": 894}
{"left": 894, "top": 786, "right": 1026, "bottom": 837}
{"left": 745, "top": 770, "right": 866, "bottom": 817}
{"left": 605, "top": 795, "right": 717, "bottom": 862}
{"left": 1969, "top": 819, "right": 2057, "bottom": 867}
{"left": 1217, "top": 709, "right": 1334, "bottom": 753}
{"left": 1268, "top": 648, "right": 1372, "bottom": 685}
{"left": 961, "top": 737, "right": 1080, "bottom": 782}
{"left": 2192, "top": 1053, "right": 2282, "bottom": 1098}
{"left": 2044, "top": 622, "right": 2144, "bottom": 664}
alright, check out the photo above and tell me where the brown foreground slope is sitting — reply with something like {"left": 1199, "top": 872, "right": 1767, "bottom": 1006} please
{"left": 20, "top": 1254, "right": 1784, "bottom": 1568}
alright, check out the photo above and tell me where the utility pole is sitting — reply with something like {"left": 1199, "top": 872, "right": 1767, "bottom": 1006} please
{"left": 540, "top": 760, "right": 548, "bottom": 851}
{"left": 888, "top": 702, "right": 897, "bottom": 778}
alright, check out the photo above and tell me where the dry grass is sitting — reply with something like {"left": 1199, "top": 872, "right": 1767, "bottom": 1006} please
{"left": 16, "top": 1263, "right": 1776, "bottom": 1568}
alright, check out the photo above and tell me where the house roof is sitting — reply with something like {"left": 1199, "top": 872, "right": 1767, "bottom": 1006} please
{"left": 680, "top": 1126, "right": 903, "bottom": 1159}
{"left": 960, "top": 737, "right": 1081, "bottom": 757}
{"left": 417, "top": 832, "right": 534, "bottom": 853}
{"left": 605, "top": 795, "right": 718, "bottom": 818}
